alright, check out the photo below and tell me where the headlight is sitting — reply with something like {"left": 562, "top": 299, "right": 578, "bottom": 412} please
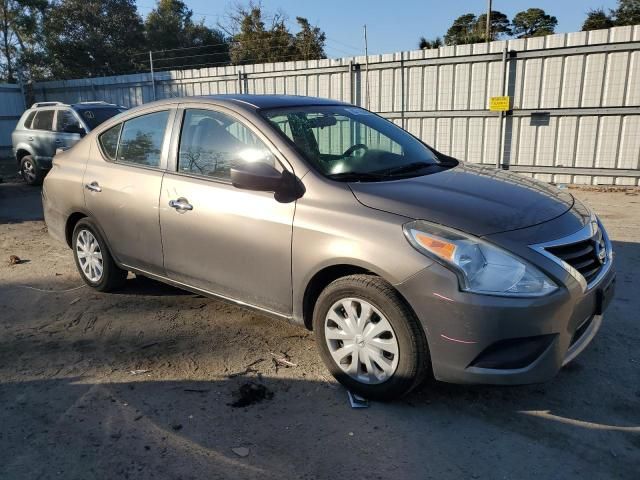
{"left": 403, "top": 220, "right": 557, "bottom": 297}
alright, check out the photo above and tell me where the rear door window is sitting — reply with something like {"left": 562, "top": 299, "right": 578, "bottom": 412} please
{"left": 32, "top": 110, "right": 55, "bottom": 131}
{"left": 115, "top": 111, "right": 169, "bottom": 167}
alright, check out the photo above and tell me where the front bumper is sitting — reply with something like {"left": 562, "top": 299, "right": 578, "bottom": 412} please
{"left": 396, "top": 254, "right": 615, "bottom": 385}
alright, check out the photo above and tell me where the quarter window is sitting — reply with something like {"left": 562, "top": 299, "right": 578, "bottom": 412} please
{"left": 23, "top": 111, "right": 37, "bottom": 129}
{"left": 99, "top": 123, "right": 122, "bottom": 161}
{"left": 116, "top": 111, "right": 169, "bottom": 167}
{"left": 31, "top": 110, "right": 54, "bottom": 131}
{"left": 177, "top": 109, "right": 276, "bottom": 181}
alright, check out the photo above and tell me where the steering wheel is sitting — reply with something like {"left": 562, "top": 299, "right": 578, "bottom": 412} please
{"left": 342, "top": 143, "right": 368, "bottom": 157}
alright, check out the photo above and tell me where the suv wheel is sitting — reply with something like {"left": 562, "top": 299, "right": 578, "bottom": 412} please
{"left": 20, "top": 156, "right": 43, "bottom": 186}
{"left": 72, "top": 219, "right": 127, "bottom": 292}
{"left": 313, "top": 274, "right": 430, "bottom": 400}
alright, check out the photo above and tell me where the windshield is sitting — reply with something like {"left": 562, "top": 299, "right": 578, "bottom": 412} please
{"left": 73, "top": 107, "right": 125, "bottom": 130}
{"left": 262, "top": 105, "right": 445, "bottom": 181}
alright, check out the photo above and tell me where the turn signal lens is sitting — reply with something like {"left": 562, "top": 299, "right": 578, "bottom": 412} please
{"left": 414, "top": 233, "right": 457, "bottom": 261}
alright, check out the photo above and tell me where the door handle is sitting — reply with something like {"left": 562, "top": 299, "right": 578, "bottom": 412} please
{"left": 28, "top": 136, "right": 33, "bottom": 141}
{"left": 169, "top": 198, "right": 193, "bottom": 211}
{"left": 55, "top": 139, "right": 62, "bottom": 145}
{"left": 85, "top": 181, "right": 102, "bottom": 192}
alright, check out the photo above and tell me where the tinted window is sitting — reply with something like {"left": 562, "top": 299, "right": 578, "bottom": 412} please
{"left": 32, "top": 110, "right": 54, "bottom": 131}
{"left": 74, "top": 107, "right": 124, "bottom": 129}
{"left": 117, "top": 111, "right": 169, "bottom": 167}
{"left": 178, "top": 109, "right": 276, "bottom": 180}
{"left": 56, "top": 109, "right": 81, "bottom": 132}
{"left": 99, "top": 123, "right": 122, "bottom": 161}
{"left": 23, "top": 111, "right": 37, "bottom": 129}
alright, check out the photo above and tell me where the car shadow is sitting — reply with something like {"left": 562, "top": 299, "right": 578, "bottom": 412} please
{"left": 0, "top": 181, "right": 43, "bottom": 224}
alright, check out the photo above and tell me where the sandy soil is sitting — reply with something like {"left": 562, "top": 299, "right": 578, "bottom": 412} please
{"left": 1, "top": 176, "right": 639, "bottom": 479}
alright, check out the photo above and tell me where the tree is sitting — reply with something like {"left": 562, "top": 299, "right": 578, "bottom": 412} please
{"left": 475, "top": 10, "right": 512, "bottom": 40}
{"left": 419, "top": 37, "right": 442, "bottom": 49}
{"left": 224, "top": 4, "right": 325, "bottom": 65}
{"left": 293, "top": 16, "right": 325, "bottom": 60}
{"left": 44, "top": 0, "right": 146, "bottom": 79}
{"left": 582, "top": 9, "right": 615, "bottom": 31}
{"left": 0, "top": 0, "right": 47, "bottom": 82}
{"left": 512, "top": 8, "right": 558, "bottom": 38}
{"left": 444, "top": 13, "right": 485, "bottom": 45}
{"left": 145, "top": 0, "right": 229, "bottom": 70}
{"left": 613, "top": 0, "right": 640, "bottom": 26}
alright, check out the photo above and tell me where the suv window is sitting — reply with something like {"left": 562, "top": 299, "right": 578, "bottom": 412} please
{"left": 116, "top": 111, "right": 169, "bottom": 167}
{"left": 99, "top": 123, "right": 122, "bottom": 161}
{"left": 32, "top": 110, "right": 55, "bottom": 131}
{"left": 23, "top": 111, "right": 37, "bottom": 129}
{"left": 178, "top": 109, "right": 276, "bottom": 181}
{"left": 56, "top": 109, "right": 81, "bottom": 132}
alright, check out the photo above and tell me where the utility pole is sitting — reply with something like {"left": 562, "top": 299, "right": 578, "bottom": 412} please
{"left": 363, "top": 24, "right": 370, "bottom": 109}
{"left": 149, "top": 51, "right": 156, "bottom": 101}
{"left": 486, "top": 0, "right": 492, "bottom": 43}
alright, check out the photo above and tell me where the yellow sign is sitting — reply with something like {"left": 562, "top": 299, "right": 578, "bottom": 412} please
{"left": 489, "top": 96, "right": 511, "bottom": 112}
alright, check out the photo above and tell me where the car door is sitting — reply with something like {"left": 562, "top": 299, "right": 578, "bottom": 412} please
{"left": 29, "top": 109, "right": 57, "bottom": 165}
{"left": 54, "top": 108, "right": 85, "bottom": 150}
{"left": 83, "top": 108, "right": 175, "bottom": 274}
{"left": 159, "top": 106, "right": 296, "bottom": 315}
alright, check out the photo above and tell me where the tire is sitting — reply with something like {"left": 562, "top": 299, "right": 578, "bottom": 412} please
{"left": 72, "top": 218, "right": 127, "bottom": 292}
{"left": 312, "top": 274, "right": 430, "bottom": 401}
{"left": 20, "top": 155, "right": 44, "bottom": 186}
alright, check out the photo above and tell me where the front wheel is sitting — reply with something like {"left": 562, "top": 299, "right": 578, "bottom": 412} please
{"left": 72, "top": 219, "right": 127, "bottom": 292}
{"left": 313, "top": 274, "right": 430, "bottom": 400}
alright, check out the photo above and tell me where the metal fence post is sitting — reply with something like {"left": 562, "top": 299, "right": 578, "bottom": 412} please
{"left": 149, "top": 51, "right": 156, "bottom": 102}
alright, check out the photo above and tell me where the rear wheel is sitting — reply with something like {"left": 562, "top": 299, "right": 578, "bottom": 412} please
{"left": 313, "top": 274, "right": 430, "bottom": 400}
{"left": 20, "top": 155, "right": 43, "bottom": 186}
{"left": 72, "top": 219, "right": 127, "bottom": 292}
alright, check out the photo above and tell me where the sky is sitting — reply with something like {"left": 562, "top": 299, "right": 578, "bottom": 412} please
{"left": 135, "top": 0, "right": 621, "bottom": 57}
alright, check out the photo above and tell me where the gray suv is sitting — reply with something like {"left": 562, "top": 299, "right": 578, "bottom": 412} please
{"left": 12, "top": 101, "right": 125, "bottom": 185}
{"left": 42, "top": 95, "right": 616, "bottom": 400}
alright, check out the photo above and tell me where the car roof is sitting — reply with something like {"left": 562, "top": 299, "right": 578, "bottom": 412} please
{"left": 124, "top": 94, "right": 350, "bottom": 113}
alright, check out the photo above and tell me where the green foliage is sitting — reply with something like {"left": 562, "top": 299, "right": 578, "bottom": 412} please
{"left": 419, "top": 37, "right": 442, "bottom": 49}
{"left": 613, "top": 0, "right": 640, "bottom": 26}
{"left": 582, "top": 9, "right": 615, "bottom": 31}
{"left": 442, "top": 10, "right": 510, "bottom": 46}
{"left": 44, "top": 0, "right": 146, "bottom": 78}
{"left": 225, "top": 4, "right": 325, "bottom": 64}
{"left": 0, "top": 0, "right": 48, "bottom": 82}
{"left": 512, "top": 8, "right": 558, "bottom": 38}
{"left": 144, "top": 0, "right": 229, "bottom": 70}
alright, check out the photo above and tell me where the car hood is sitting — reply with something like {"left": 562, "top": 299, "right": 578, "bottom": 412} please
{"left": 349, "top": 163, "right": 575, "bottom": 236}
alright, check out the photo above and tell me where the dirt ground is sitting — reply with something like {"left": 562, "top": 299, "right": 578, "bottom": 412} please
{"left": 1, "top": 169, "right": 639, "bottom": 479}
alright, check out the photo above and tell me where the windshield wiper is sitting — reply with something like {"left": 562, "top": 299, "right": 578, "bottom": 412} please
{"left": 374, "top": 161, "right": 439, "bottom": 176}
{"left": 326, "top": 171, "right": 388, "bottom": 182}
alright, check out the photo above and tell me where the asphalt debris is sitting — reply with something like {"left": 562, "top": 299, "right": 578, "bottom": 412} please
{"left": 228, "top": 382, "right": 274, "bottom": 408}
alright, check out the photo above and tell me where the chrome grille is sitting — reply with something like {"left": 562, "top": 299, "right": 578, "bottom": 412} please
{"left": 545, "top": 225, "right": 606, "bottom": 284}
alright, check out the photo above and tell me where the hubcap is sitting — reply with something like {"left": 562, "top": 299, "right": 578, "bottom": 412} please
{"left": 324, "top": 297, "right": 399, "bottom": 384}
{"left": 76, "top": 229, "right": 103, "bottom": 283}
{"left": 22, "top": 159, "right": 36, "bottom": 182}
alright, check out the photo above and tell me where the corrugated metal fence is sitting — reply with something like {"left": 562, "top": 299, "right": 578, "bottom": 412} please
{"left": 29, "top": 26, "right": 640, "bottom": 185}
{"left": 0, "top": 83, "right": 26, "bottom": 156}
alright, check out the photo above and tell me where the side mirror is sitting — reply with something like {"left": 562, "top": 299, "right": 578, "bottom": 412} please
{"left": 64, "top": 124, "right": 86, "bottom": 136}
{"left": 231, "top": 161, "right": 284, "bottom": 192}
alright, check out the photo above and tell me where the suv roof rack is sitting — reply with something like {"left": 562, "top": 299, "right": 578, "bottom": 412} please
{"left": 75, "top": 101, "right": 112, "bottom": 105}
{"left": 31, "top": 101, "right": 64, "bottom": 108}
